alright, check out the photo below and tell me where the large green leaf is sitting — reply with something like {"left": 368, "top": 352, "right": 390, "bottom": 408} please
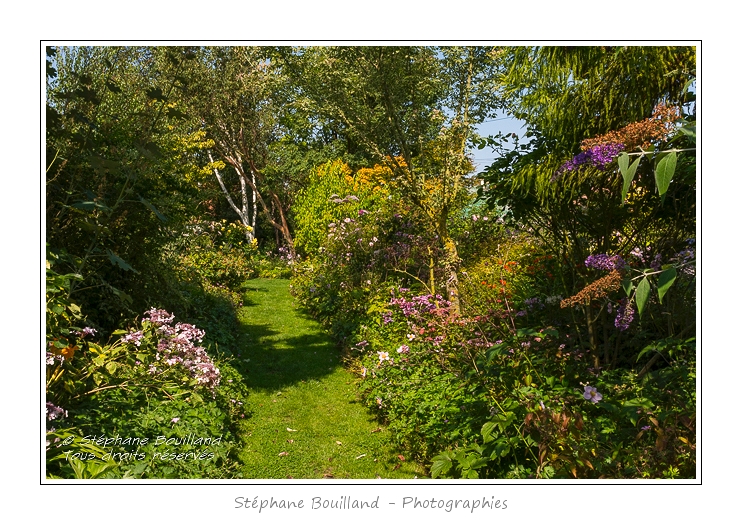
{"left": 621, "top": 278, "right": 634, "bottom": 298}
{"left": 655, "top": 151, "right": 677, "bottom": 199}
{"left": 618, "top": 153, "right": 642, "bottom": 203}
{"left": 657, "top": 267, "right": 677, "bottom": 304}
{"left": 481, "top": 421, "right": 498, "bottom": 443}
{"left": 635, "top": 277, "right": 650, "bottom": 317}
{"left": 430, "top": 452, "right": 453, "bottom": 478}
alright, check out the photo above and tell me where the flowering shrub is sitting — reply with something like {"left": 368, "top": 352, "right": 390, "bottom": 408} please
{"left": 124, "top": 308, "right": 221, "bottom": 394}
{"left": 292, "top": 200, "right": 438, "bottom": 341}
{"left": 293, "top": 159, "right": 387, "bottom": 256}
{"left": 459, "top": 234, "right": 562, "bottom": 325}
{"left": 46, "top": 297, "right": 249, "bottom": 479}
{"left": 351, "top": 287, "right": 491, "bottom": 458}
{"left": 553, "top": 142, "right": 625, "bottom": 181}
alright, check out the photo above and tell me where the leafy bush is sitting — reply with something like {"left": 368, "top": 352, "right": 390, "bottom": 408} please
{"left": 430, "top": 332, "right": 695, "bottom": 479}
{"left": 293, "top": 159, "right": 389, "bottom": 256}
{"left": 46, "top": 279, "right": 250, "bottom": 479}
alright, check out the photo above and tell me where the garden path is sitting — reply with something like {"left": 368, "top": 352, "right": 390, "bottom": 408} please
{"left": 235, "top": 278, "right": 425, "bottom": 479}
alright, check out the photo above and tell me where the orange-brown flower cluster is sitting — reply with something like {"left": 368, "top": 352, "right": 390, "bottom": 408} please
{"left": 560, "top": 269, "right": 622, "bottom": 308}
{"left": 580, "top": 103, "right": 682, "bottom": 152}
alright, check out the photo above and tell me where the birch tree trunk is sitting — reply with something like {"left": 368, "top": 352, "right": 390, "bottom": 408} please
{"left": 207, "top": 150, "right": 255, "bottom": 243}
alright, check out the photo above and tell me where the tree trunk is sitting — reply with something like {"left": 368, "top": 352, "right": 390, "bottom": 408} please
{"left": 208, "top": 150, "right": 253, "bottom": 242}
{"left": 436, "top": 214, "right": 461, "bottom": 315}
{"left": 216, "top": 149, "right": 295, "bottom": 255}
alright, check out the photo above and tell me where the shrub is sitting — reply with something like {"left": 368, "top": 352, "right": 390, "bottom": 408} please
{"left": 45, "top": 298, "right": 250, "bottom": 479}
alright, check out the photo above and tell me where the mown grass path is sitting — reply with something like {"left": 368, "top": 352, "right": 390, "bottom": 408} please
{"left": 235, "top": 278, "right": 424, "bottom": 479}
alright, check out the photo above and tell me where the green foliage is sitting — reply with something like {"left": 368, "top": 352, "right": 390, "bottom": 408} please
{"left": 617, "top": 152, "right": 641, "bottom": 203}
{"left": 499, "top": 46, "right": 695, "bottom": 150}
{"left": 294, "top": 160, "right": 367, "bottom": 255}
{"left": 174, "top": 220, "right": 259, "bottom": 290}
{"left": 46, "top": 46, "right": 208, "bottom": 331}
{"left": 292, "top": 193, "right": 438, "bottom": 341}
{"left": 427, "top": 332, "right": 695, "bottom": 479}
{"left": 45, "top": 304, "right": 250, "bottom": 479}
{"left": 46, "top": 45, "right": 696, "bottom": 481}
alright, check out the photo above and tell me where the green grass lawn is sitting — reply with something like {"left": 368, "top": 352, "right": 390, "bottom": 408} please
{"left": 235, "top": 278, "right": 425, "bottom": 479}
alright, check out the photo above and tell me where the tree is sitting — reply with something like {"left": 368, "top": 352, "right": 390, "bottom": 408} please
{"left": 479, "top": 45, "right": 696, "bottom": 364}
{"left": 481, "top": 46, "right": 696, "bottom": 267}
{"left": 177, "top": 46, "right": 296, "bottom": 254}
{"left": 46, "top": 46, "right": 203, "bottom": 329}
{"left": 280, "top": 46, "right": 503, "bottom": 313}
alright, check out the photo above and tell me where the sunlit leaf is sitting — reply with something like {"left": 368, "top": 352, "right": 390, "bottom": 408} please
{"left": 617, "top": 153, "right": 642, "bottom": 203}
{"left": 655, "top": 151, "right": 677, "bottom": 199}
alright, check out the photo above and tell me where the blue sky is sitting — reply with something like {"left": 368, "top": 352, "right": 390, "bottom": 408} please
{"left": 471, "top": 111, "right": 527, "bottom": 173}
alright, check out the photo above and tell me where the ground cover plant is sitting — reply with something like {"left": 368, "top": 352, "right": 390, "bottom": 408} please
{"left": 46, "top": 44, "right": 695, "bottom": 479}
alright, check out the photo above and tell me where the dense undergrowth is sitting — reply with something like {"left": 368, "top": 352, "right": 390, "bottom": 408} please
{"left": 45, "top": 229, "right": 258, "bottom": 478}
{"left": 291, "top": 154, "right": 696, "bottom": 479}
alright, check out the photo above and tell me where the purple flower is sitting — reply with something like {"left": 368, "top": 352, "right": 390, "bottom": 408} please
{"left": 614, "top": 299, "right": 635, "bottom": 331}
{"left": 641, "top": 425, "right": 651, "bottom": 431}
{"left": 396, "top": 345, "right": 410, "bottom": 354}
{"left": 75, "top": 327, "right": 97, "bottom": 338}
{"left": 121, "top": 330, "right": 144, "bottom": 347}
{"left": 524, "top": 297, "right": 544, "bottom": 309}
{"left": 583, "top": 385, "right": 603, "bottom": 403}
{"left": 553, "top": 142, "right": 625, "bottom": 182}
{"left": 46, "top": 402, "right": 67, "bottom": 421}
{"left": 650, "top": 254, "right": 663, "bottom": 271}
{"left": 143, "top": 308, "right": 175, "bottom": 326}
{"left": 585, "top": 254, "right": 628, "bottom": 271}
{"left": 358, "top": 209, "right": 368, "bottom": 216}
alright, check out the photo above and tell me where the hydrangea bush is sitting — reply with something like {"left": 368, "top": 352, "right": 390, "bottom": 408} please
{"left": 46, "top": 284, "right": 249, "bottom": 478}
